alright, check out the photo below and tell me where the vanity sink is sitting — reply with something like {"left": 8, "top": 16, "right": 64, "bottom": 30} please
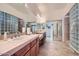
{"left": 7, "top": 35, "right": 26, "bottom": 41}
{"left": 0, "top": 34, "right": 40, "bottom": 56}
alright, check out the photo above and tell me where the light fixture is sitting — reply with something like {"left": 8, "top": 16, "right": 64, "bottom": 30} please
{"left": 36, "top": 14, "right": 46, "bottom": 23}
{"left": 40, "top": 16, "right": 46, "bottom": 23}
{"left": 36, "top": 14, "right": 41, "bottom": 19}
{"left": 25, "top": 3, "right": 28, "bottom": 8}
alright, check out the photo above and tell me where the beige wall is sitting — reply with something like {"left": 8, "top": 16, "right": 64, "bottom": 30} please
{"left": 62, "top": 16, "right": 69, "bottom": 42}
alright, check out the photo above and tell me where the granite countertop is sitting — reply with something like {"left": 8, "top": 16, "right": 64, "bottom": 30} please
{"left": 0, "top": 34, "right": 39, "bottom": 56}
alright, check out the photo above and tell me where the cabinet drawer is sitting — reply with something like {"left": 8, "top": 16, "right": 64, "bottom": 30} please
{"left": 21, "top": 44, "right": 30, "bottom": 55}
{"left": 14, "top": 48, "right": 24, "bottom": 56}
{"left": 14, "top": 43, "right": 30, "bottom": 56}
{"left": 30, "top": 39, "right": 36, "bottom": 48}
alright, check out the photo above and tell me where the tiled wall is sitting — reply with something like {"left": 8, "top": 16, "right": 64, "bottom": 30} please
{"left": 70, "top": 3, "right": 79, "bottom": 52}
{"left": 0, "top": 11, "right": 18, "bottom": 35}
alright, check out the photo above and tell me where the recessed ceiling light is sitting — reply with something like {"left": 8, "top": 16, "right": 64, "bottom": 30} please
{"left": 36, "top": 14, "right": 41, "bottom": 19}
{"left": 25, "top": 4, "right": 28, "bottom": 8}
{"left": 36, "top": 14, "right": 46, "bottom": 23}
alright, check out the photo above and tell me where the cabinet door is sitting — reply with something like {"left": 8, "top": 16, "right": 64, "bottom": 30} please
{"left": 14, "top": 44, "right": 30, "bottom": 56}
{"left": 30, "top": 44, "right": 36, "bottom": 56}
{"left": 30, "top": 39, "right": 36, "bottom": 48}
{"left": 36, "top": 38, "right": 39, "bottom": 55}
{"left": 25, "top": 51, "right": 30, "bottom": 56}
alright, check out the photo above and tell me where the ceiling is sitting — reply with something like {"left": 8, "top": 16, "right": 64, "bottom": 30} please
{"left": 8, "top": 3, "right": 74, "bottom": 22}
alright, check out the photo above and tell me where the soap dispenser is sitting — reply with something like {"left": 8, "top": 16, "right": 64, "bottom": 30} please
{"left": 4, "top": 32, "right": 7, "bottom": 40}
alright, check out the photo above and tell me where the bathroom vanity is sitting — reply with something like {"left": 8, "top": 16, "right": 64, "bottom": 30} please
{"left": 0, "top": 33, "right": 45, "bottom": 56}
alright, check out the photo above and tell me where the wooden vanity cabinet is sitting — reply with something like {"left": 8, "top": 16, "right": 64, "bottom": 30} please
{"left": 14, "top": 43, "right": 30, "bottom": 56}
{"left": 36, "top": 38, "right": 39, "bottom": 55}
{"left": 25, "top": 50, "right": 31, "bottom": 56}
{"left": 30, "top": 44, "right": 37, "bottom": 56}
{"left": 30, "top": 37, "right": 39, "bottom": 56}
{"left": 30, "top": 38, "right": 37, "bottom": 56}
{"left": 39, "top": 33, "right": 46, "bottom": 47}
{"left": 13, "top": 36, "right": 40, "bottom": 56}
{"left": 30, "top": 39, "right": 36, "bottom": 48}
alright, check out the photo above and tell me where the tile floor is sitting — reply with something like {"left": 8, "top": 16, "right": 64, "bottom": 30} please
{"left": 38, "top": 40, "right": 79, "bottom": 56}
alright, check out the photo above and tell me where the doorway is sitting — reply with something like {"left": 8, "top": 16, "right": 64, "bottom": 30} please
{"left": 46, "top": 22, "right": 54, "bottom": 42}
{"left": 46, "top": 20, "right": 62, "bottom": 42}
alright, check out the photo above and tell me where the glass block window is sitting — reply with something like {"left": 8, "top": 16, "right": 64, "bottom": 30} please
{"left": 0, "top": 11, "right": 18, "bottom": 35}
{"left": 69, "top": 3, "right": 79, "bottom": 52}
